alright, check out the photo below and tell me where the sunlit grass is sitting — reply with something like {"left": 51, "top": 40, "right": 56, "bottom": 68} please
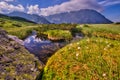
{"left": 45, "top": 30, "right": 72, "bottom": 41}
{"left": 78, "top": 24, "right": 120, "bottom": 40}
{"left": 42, "top": 37, "right": 120, "bottom": 80}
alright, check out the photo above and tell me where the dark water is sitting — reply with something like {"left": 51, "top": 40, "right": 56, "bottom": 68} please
{"left": 24, "top": 31, "right": 65, "bottom": 63}
{"left": 23, "top": 31, "right": 83, "bottom": 63}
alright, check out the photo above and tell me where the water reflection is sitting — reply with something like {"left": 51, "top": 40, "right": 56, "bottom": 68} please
{"left": 24, "top": 31, "right": 64, "bottom": 63}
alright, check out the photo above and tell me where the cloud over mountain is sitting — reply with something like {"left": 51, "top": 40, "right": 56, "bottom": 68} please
{"left": 0, "top": 0, "right": 119, "bottom": 22}
{"left": 27, "top": 5, "right": 40, "bottom": 14}
{"left": 27, "top": 0, "right": 102, "bottom": 16}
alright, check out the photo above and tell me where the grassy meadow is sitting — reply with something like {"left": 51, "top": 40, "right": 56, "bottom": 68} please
{"left": 1, "top": 18, "right": 120, "bottom": 79}
{"left": 43, "top": 37, "right": 120, "bottom": 80}
{"left": 41, "top": 24, "right": 120, "bottom": 80}
{"left": 79, "top": 24, "right": 120, "bottom": 40}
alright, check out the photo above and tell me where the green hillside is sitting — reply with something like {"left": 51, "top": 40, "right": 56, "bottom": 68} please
{"left": 0, "top": 14, "right": 36, "bottom": 39}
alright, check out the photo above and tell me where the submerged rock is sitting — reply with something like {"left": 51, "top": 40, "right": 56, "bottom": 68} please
{"left": 0, "top": 28, "right": 44, "bottom": 80}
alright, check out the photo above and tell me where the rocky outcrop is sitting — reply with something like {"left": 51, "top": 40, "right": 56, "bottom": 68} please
{"left": 0, "top": 28, "right": 44, "bottom": 80}
{"left": 8, "top": 35, "right": 24, "bottom": 45}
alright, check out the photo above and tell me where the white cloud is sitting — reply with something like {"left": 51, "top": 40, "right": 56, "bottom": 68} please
{"left": 99, "top": 0, "right": 120, "bottom": 6}
{"left": 27, "top": 5, "right": 40, "bottom": 14}
{"left": 39, "top": 0, "right": 102, "bottom": 16}
{"left": 0, "top": 1, "right": 24, "bottom": 13}
{"left": 0, "top": 0, "right": 15, "bottom": 2}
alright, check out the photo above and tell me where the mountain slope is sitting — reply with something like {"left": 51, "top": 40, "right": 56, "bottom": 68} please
{"left": 0, "top": 14, "right": 36, "bottom": 24}
{"left": 45, "top": 9, "right": 112, "bottom": 24}
{"left": 8, "top": 12, "right": 50, "bottom": 24}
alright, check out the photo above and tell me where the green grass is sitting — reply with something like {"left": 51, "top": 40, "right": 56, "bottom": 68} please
{"left": 79, "top": 24, "right": 120, "bottom": 40}
{"left": 6, "top": 26, "right": 39, "bottom": 39}
{"left": 42, "top": 37, "right": 120, "bottom": 80}
{"left": 45, "top": 30, "right": 72, "bottom": 41}
{"left": 1, "top": 19, "right": 120, "bottom": 80}
{"left": 0, "top": 16, "right": 36, "bottom": 39}
{"left": 1, "top": 21, "right": 77, "bottom": 39}
{"left": 41, "top": 24, "right": 120, "bottom": 80}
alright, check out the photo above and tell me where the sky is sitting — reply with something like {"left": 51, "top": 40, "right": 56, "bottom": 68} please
{"left": 0, "top": 0, "right": 120, "bottom": 22}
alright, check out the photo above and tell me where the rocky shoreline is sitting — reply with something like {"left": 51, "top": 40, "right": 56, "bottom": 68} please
{"left": 0, "top": 28, "right": 43, "bottom": 80}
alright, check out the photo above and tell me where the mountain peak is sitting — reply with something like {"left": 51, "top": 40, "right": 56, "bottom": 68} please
{"left": 45, "top": 9, "right": 112, "bottom": 24}
{"left": 8, "top": 11, "right": 50, "bottom": 24}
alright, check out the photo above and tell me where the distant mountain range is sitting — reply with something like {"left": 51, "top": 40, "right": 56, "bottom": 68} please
{"left": 8, "top": 12, "right": 50, "bottom": 24}
{"left": 45, "top": 9, "right": 112, "bottom": 24}
{"left": 0, "top": 13, "right": 35, "bottom": 23}
{"left": 7, "top": 9, "right": 112, "bottom": 24}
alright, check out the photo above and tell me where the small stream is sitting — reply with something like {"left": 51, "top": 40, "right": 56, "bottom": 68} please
{"left": 8, "top": 31, "right": 83, "bottom": 64}
{"left": 24, "top": 31, "right": 65, "bottom": 63}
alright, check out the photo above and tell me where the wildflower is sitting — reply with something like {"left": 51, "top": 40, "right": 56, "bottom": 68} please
{"left": 104, "top": 48, "right": 107, "bottom": 51}
{"left": 76, "top": 53, "right": 79, "bottom": 57}
{"left": 70, "top": 43, "right": 73, "bottom": 46}
{"left": 77, "top": 42, "right": 79, "bottom": 45}
{"left": 107, "top": 44, "right": 110, "bottom": 48}
{"left": 102, "top": 73, "right": 106, "bottom": 77}
{"left": 31, "top": 68, "right": 34, "bottom": 71}
{"left": 78, "top": 47, "right": 80, "bottom": 49}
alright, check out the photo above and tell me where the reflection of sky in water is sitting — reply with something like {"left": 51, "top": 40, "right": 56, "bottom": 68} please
{"left": 23, "top": 31, "right": 83, "bottom": 62}
{"left": 24, "top": 31, "right": 54, "bottom": 54}
{"left": 24, "top": 35, "right": 51, "bottom": 44}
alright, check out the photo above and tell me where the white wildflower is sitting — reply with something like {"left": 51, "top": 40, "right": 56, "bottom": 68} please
{"left": 104, "top": 48, "right": 107, "bottom": 51}
{"left": 102, "top": 73, "right": 106, "bottom": 77}
{"left": 31, "top": 68, "right": 34, "bottom": 71}
{"left": 78, "top": 47, "right": 81, "bottom": 50}
{"left": 70, "top": 43, "right": 73, "bottom": 46}
{"left": 76, "top": 53, "right": 79, "bottom": 57}
{"left": 107, "top": 44, "right": 110, "bottom": 48}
